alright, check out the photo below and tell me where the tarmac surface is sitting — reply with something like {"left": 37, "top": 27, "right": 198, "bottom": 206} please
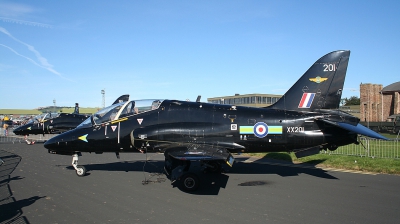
{"left": 1, "top": 141, "right": 400, "bottom": 223}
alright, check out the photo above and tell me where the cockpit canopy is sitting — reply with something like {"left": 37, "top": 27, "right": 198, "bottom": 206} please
{"left": 26, "top": 113, "right": 60, "bottom": 124}
{"left": 77, "top": 99, "right": 164, "bottom": 129}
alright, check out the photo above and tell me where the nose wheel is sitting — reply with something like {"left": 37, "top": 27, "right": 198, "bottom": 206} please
{"left": 75, "top": 165, "right": 86, "bottom": 177}
{"left": 72, "top": 153, "right": 87, "bottom": 177}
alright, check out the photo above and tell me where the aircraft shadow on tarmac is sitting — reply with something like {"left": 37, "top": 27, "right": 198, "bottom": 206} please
{"left": 62, "top": 156, "right": 338, "bottom": 195}
{"left": 231, "top": 157, "right": 337, "bottom": 179}
{"left": 0, "top": 150, "right": 44, "bottom": 224}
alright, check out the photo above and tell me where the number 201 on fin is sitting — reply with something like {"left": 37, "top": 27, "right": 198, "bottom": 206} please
{"left": 323, "top": 64, "right": 336, "bottom": 72}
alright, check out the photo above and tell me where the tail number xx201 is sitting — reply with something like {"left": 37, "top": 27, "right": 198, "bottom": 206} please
{"left": 287, "top": 127, "right": 305, "bottom": 133}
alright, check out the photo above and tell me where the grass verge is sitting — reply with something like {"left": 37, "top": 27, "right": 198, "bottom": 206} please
{"left": 246, "top": 133, "right": 400, "bottom": 175}
{"left": 245, "top": 152, "right": 400, "bottom": 175}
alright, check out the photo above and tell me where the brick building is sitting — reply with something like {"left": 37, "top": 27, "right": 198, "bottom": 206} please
{"left": 360, "top": 82, "right": 400, "bottom": 122}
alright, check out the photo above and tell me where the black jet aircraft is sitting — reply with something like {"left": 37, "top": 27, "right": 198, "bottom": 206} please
{"left": 13, "top": 103, "right": 89, "bottom": 137}
{"left": 14, "top": 96, "right": 130, "bottom": 138}
{"left": 44, "top": 50, "right": 387, "bottom": 191}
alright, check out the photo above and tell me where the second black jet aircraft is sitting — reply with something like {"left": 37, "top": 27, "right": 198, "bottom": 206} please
{"left": 13, "top": 103, "right": 89, "bottom": 136}
{"left": 44, "top": 50, "right": 387, "bottom": 191}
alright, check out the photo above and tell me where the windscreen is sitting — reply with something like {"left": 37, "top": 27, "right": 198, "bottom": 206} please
{"left": 93, "top": 101, "right": 126, "bottom": 124}
{"left": 76, "top": 99, "right": 164, "bottom": 129}
{"left": 27, "top": 113, "right": 59, "bottom": 124}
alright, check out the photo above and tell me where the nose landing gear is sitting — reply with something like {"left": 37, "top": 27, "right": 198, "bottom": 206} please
{"left": 72, "top": 153, "right": 86, "bottom": 177}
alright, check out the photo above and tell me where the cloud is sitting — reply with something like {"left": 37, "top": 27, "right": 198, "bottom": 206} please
{"left": 0, "top": 17, "right": 53, "bottom": 28}
{"left": 0, "top": 2, "right": 36, "bottom": 18}
{"left": 0, "top": 27, "right": 73, "bottom": 82}
{"left": 0, "top": 2, "right": 53, "bottom": 28}
{"left": 0, "top": 44, "right": 43, "bottom": 67}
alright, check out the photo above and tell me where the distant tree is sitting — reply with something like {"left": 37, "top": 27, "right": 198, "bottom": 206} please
{"left": 342, "top": 96, "right": 360, "bottom": 106}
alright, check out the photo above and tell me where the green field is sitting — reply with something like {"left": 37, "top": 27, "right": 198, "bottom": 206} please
{"left": 248, "top": 151, "right": 400, "bottom": 175}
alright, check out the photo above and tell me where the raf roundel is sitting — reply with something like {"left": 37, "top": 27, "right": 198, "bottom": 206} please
{"left": 253, "top": 122, "right": 269, "bottom": 138}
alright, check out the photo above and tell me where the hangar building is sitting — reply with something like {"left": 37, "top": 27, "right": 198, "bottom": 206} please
{"left": 207, "top": 93, "right": 282, "bottom": 108}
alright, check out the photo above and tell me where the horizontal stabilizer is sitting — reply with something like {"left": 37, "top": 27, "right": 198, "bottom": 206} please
{"left": 336, "top": 122, "right": 388, "bottom": 140}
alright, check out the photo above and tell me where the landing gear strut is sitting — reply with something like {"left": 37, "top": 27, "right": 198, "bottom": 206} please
{"left": 72, "top": 153, "right": 86, "bottom": 177}
{"left": 24, "top": 135, "right": 35, "bottom": 145}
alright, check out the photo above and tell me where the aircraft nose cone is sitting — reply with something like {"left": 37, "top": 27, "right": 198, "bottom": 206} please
{"left": 13, "top": 124, "right": 28, "bottom": 135}
{"left": 43, "top": 137, "right": 55, "bottom": 150}
{"left": 13, "top": 126, "right": 23, "bottom": 135}
{"left": 44, "top": 134, "right": 65, "bottom": 151}
{"left": 44, "top": 130, "right": 77, "bottom": 151}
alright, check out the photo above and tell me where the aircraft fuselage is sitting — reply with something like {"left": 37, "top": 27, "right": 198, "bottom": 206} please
{"left": 44, "top": 100, "right": 357, "bottom": 156}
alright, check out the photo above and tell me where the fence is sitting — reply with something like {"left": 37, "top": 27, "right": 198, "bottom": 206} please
{"left": 0, "top": 126, "right": 57, "bottom": 143}
{"left": 325, "top": 137, "right": 400, "bottom": 159}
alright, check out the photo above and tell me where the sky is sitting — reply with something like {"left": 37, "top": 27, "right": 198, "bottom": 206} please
{"left": 1, "top": 0, "right": 399, "bottom": 109}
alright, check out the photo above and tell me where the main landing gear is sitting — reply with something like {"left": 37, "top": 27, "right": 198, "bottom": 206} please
{"left": 164, "top": 159, "right": 200, "bottom": 192}
{"left": 164, "top": 155, "right": 223, "bottom": 192}
{"left": 72, "top": 153, "right": 86, "bottom": 177}
{"left": 180, "top": 173, "right": 200, "bottom": 192}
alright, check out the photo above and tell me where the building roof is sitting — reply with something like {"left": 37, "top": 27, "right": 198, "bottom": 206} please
{"left": 381, "top": 81, "right": 400, "bottom": 93}
{"left": 207, "top": 93, "right": 283, "bottom": 108}
{"left": 388, "top": 114, "right": 400, "bottom": 119}
{"left": 207, "top": 93, "right": 282, "bottom": 100}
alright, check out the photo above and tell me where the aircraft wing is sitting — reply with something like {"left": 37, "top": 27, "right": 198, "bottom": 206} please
{"left": 319, "top": 119, "right": 388, "bottom": 140}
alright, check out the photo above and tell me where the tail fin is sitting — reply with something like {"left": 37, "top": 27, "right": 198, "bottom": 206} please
{"left": 270, "top": 50, "right": 350, "bottom": 111}
{"left": 73, "top": 103, "right": 79, "bottom": 114}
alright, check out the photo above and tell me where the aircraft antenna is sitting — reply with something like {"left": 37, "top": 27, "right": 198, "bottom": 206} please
{"left": 101, "top": 89, "right": 105, "bottom": 108}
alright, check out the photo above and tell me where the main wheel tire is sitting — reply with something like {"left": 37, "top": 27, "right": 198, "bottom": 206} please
{"left": 76, "top": 165, "right": 86, "bottom": 177}
{"left": 180, "top": 173, "right": 199, "bottom": 192}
